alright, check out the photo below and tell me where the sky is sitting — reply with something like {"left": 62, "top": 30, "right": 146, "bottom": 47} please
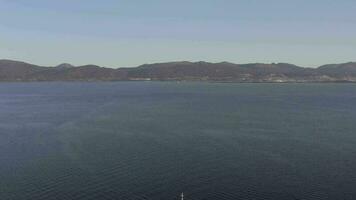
{"left": 0, "top": 0, "right": 355, "bottom": 68}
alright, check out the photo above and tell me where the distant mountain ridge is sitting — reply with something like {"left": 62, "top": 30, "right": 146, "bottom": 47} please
{"left": 1, "top": 59, "right": 356, "bottom": 82}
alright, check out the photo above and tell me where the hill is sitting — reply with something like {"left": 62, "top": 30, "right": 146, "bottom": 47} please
{"left": 1, "top": 59, "right": 356, "bottom": 82}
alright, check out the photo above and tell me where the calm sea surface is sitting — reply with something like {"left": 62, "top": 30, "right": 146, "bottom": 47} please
{"left": 1, "top": 82, "right": 356, "bottom": 200}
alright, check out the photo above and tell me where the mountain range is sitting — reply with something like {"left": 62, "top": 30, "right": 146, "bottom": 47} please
{"left": 1, "top": 59, "right": 356, "bottom": 82}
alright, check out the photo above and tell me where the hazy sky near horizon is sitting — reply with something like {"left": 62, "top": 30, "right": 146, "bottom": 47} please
{"left": 0, "top": 0, "right": 355, "bottom": 68}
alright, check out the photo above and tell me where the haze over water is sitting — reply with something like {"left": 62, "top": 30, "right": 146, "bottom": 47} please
{"left": 1, "top": 82, "right": 356, "bottom": 200}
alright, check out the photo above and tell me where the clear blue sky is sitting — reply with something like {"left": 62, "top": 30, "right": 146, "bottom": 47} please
{"left": 0, "top": 0, "right": 355, "bottom": 68}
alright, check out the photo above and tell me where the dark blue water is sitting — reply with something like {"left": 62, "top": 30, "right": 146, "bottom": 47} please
{"left": 1, "top": 82, "right": 356, "bottom": 200}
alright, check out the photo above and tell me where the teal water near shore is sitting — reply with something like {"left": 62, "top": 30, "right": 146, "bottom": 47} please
{"left": 1, "top": 82, "right": 356, "bottom": 200}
